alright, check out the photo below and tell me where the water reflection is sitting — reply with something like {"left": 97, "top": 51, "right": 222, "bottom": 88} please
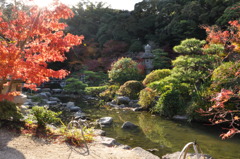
{"left": 81, "top": 105, "right": 240, "bottom": 159}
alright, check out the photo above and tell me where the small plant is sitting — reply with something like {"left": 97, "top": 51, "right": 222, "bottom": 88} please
{"left": 64, "top": 78, "right": 88, "bottom": 94}
{"left": 117, "top": 80, "right": 144, "bottom": 99}
{"left": 85, "top": 85, "right": 108, "bottom": 97}
{"left": 0, "top": 100, "right": 23, "bottom": 121}
{"left": 30, "top": 106, "right": 61, "bottom": 129}
{"left": 99, "top": 85, "right": 119, "bottom": 101}
{"left": 138, "top": 88, "right": 157, "bottom": 109}
{"left": 143, "top": 69, "right": 171, "bottom": 86}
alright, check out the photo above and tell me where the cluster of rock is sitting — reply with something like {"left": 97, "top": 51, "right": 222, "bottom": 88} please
{"left": 97, "top": 116, "right": 138, "bottom": 129}
{"left": 106, "top": 96, "right": 144, "bottom": 111}
{"left": 93, "top": 129, "right": 160, "bottom": 159}
{"left": 22, "top": 88, "right": 86, "bottom": 120}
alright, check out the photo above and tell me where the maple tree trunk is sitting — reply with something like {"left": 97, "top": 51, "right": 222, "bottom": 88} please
{"left": 6, "top": 79, "right": 13, "bottom": 94}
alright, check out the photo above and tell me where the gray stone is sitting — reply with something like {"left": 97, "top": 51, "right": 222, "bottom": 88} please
{"left": 49, "top": 97, "right": 60, "bottom": 102}
{"left": 133, "top": 107, "right": 144, "bottom": 111}
{"left": 162, "top": 151, "right": 213, "bottom": 159}
{"left": 129, "top": 100, "right": 140, "bottom": 108}
{"left": 13, "top": 94, "right": 27, "bottom": 105}
{"left": 45, "top": 92, "right": 52, "bottom": 97}
{"left": 52, "top": 89, "right": 62, "bottom": 93}
{"left": 98, "top": 117, "right": 113, "bottom": 125}
{"left": 39, "top": 93, "right": 48, "bottom": 99}
{"left": 118, "top": 144, "right": 131, "bottom": 150}
{"left": 172, "top": 115, "right": 188, "bottom": 120}
{"left": 121, "top": 121, "right": 138, "bottom": 129}
{"left": 94, "top": 129, "right": 106, "bottom": 136}
{"left": 66, "top": 102, "right": 75, "bottom": 108}
{"left": 132, "top": 147, "right": 160, "bottom": 159}
{"left": 69, "top": 106, "right": 81, "bottom": 112}
{"left": 74, "top": 111, "right": 86, "bottom": 118}
{"left": 41, "top": 88, "right": 51, "bottom": 92}
{"left": 100, "top": 137, "right": 120, "bottom": 146}
{"left": 116, "top": 96, "right": 130, "bottom": 105}
{"left": 47, "top": 101, "right": 58, "bottom": 105}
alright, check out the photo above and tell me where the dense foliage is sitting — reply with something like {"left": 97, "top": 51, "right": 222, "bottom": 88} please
{"left": 0, "top": 100, "right": 22, "bottom": 121}
{"left": 108, "top": 57, "right": 143, "bottom": 84}
{"left": 117, "top": 80, "right": 144, "bottom": 100}
{"left": 64, "top": 78, "right": 88, "bottom": 94}
{"left": 143, "top": 69, "right": 171, "bottom": 86}
{"left": 63, "top": 0, "right": 239, "bottom": 72}
{"left": 0, "top": 0, "right": 83, "bottom": 100}
{"left": 138, "top": 88, "right": 156, "bottom": 110}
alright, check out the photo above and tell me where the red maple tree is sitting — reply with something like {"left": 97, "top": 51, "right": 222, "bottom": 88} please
{"left": 0, "top": 0, "right": 83, "bottom": 100}
{"left": 199, "top": 20, "right": 240, "bottom": 139}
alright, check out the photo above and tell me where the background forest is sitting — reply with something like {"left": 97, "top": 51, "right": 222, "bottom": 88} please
{"left": 61, "top": 0, "right": 240, "bottom": 72}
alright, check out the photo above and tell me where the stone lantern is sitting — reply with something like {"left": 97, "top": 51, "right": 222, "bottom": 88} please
{"left": 142, "top": 44, "right": 154, "bottom": 74}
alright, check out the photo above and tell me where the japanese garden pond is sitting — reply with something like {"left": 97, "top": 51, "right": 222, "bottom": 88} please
{"left": 70, "top": 98, "right": 240, "bottom": 159}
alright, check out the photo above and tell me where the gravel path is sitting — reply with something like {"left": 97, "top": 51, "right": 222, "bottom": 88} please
{"left": 0, "top": 128, "right": 159, "bottom": 159}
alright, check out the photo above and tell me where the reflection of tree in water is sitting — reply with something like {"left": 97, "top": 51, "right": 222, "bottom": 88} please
{"left": 0, "top": 128, "right": 25, "bottom": 159}
{"left": 138, "top": 113, "right": 173, "bottom": 149}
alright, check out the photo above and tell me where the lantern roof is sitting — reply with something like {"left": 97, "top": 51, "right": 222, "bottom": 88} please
{"left": 142, "top": 44, "right": 154, "bottom": 59}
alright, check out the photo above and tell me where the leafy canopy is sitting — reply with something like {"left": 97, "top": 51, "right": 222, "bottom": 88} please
{"left": 0, "top": 0, "right": 83, "bottom": 100}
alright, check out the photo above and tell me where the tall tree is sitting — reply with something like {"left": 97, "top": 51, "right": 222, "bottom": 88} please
{"left": 0, "top": 0, "right": 83, "bottom": 100}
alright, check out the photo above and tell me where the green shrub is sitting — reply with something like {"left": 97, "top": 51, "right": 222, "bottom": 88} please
{"left": 153, "top": 89, "right": 184, "bottom": 117}
{"left": 108, "top": 57, "right": 143, "bottom": 84}
{"left": 148, "top": 76, "right": 179, "bottom": 94}
{"left": 0, "top": 100, "right": 23, "bottom": 121}
{"left": 171, "top": 55, "right": 219, "bottom": 84}
{"left": 211, "top": 62, "right": 240, "bottom": 91}
{"left": 143, "top": 69, "right": 171, "bottom": 86}
{"left": 173, "top": 38, "right": 206, "bottom": 55}
{"left": 85, "top": 85, "right": 108, "bottom": 97}
{"left": 152, "top": 49, "right": 172, "bottom": 69}
{"left": 83, "top": 71, "right": 108, "bottom": 86}
{"left": 117, "top": 80, "right": 144, "bottom": 99}
{"left": 138, "top": 88, "right": 157, "bottom": 109}
{"left": 64, "top": 78, "right": 88, "bottom": 94}
{"left": 99, "top": 85, "right": 120, "bottom": 101}
{"left": 30, "top": 106, "right": 61, "bottom": 129}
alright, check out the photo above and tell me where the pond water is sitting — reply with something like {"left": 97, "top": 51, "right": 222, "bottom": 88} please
{"left": 73, "top": 99, "right": 240, "bottom": 159}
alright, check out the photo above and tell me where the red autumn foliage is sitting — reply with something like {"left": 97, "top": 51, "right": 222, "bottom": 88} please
{"left": 199, "top": 20, "right": 240, "bottom": 139}
{"left": 0, "top": 0, "right": 83, "bottom": 100}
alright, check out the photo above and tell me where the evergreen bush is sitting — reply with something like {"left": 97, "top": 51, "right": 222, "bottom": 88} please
{"left": 99, "top": 85, "right": 120, "bottom": 101}
{"left": 0, "top": 100, "right": 22, "bottom": 121}
{"left": 117, "top": 80, "right": 144, "bottom": 99}
{"left": 64, "top": 78, "right": 88, "bottom": 94}
{"left": 85, "top": 85, "right": 108, "bottom": 97}
{"left": 138, "top": 88, "right": 157, "bottom": 109}
{"left": 153, "top": 89, "right": 184, "bottom": 117}
{"left": 108, "top": 57, "right": 143, "bottom": 84}
{"left": 143, "top": 69, "right": 171, "bottom": 86}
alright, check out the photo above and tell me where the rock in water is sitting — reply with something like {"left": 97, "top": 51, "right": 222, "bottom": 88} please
{"left": 121, "top": 121, "right": 138, "bottom": 129}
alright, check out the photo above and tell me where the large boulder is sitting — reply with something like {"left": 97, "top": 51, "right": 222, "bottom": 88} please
{"left": 162, "top": 152, "right": 213, "bottom": 159}
{"left": 115, "top": 96, "right": 130, "bottom": 105}
{"left": 121, "top": 121, "right": 138, "bottom": 129}
{"left": 98, "top": 117, "right": 113, "bottom": 126}
{"left": 132, "top": 147, "right": 160, "bottom": 159}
